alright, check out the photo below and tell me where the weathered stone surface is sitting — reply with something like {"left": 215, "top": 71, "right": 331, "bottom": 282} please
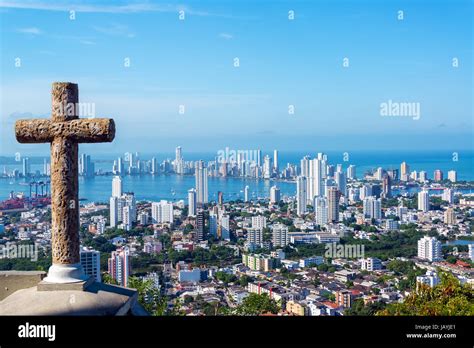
{"left": 0, "top": 271, "right": 46, "bottom": 301}
{"left": 15, "top": 119, "right": 115, "bottom": 143}
{"left": 14, "top": 82, "right": 115, "bottom": 266}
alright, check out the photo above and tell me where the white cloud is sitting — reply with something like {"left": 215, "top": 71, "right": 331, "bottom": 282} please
{"left": 0, "top": 1, "right": 232, "bottom": 17}
{"left": 17, "top": 27, "right": 42, "bottom": 35}
{"left": 92, "top": 23, "right": 134, "bottom": 38}
{"left": 79, "top": 39, "right": 96, "bottom": 45}
{"left": 219, "top": 33, "right": 233, "bottom": 40}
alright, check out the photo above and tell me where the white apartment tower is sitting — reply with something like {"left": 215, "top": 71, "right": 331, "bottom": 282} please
{"left": 270, "top": 185, "right": 281, "bottom": 204}
{"left": 252, "top": 215, "right": 267, "bottom": 229}
{"left": 327, "top": 186, "right": 339, "bottom": 222}
{"left": 363, "top": 196, "right": 382, "bottom": 220}
{"left": 314, "top": 196, "right": 328, "bottom": 226}
{"left": 151, "top": 200, "right": 174, "bottom": 224}
{"left": 112, "top": 176, "right": 122, "bottom": 198}
{"left": 195, "top": 160, "right": 208, "bottom": 205}
{"left": 80, "top": 247, "right": 101, "bottom": 282}
{"left": 418, "top": 189, "right": 430, "bottom": 212}
{"left": 417, "top": 236, "right": 442, "bottom": 262}
{"left": 272, "top": 223, "right": 289, "bottom": 247}
{"left": 296, "top": 176, "right": 307, "bottom": 216}
{"left": 188, "top": 188, "right": 197, "bottom": 217}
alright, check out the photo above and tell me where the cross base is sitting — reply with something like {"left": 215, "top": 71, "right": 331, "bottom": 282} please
{"left": 42, "top": 263, "right": 89, "bottom": 284}
{"left": 38, "top": 276, "right": 94, "bottom": 291}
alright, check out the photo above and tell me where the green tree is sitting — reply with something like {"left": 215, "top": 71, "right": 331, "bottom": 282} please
{"left": 234, "top": 293, "right": 280, "bottom": 315}
{"left": 377, "top": 272, "right": 474, "bottom": 316}
{"left": 102, "top": 273, "right": 118, "bottom": 285}
{"left": 345, "top": 298, "right": 386, "bottom": 316}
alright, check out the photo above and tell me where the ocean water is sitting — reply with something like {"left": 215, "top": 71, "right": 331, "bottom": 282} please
{"left": 0, "top": 150, "right": 472, "bottom": 203}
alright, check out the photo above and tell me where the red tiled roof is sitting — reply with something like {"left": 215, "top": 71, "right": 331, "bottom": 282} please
{"left": 455, "top": 260, "right": 470, "bottom": 268}
{"left": 322, "top": 301, "right": 339, "bottom": 309}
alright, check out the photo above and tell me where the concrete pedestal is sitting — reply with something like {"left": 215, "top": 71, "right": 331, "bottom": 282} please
{"left": 0, "top": 281, "right": 147, "bottom": 316}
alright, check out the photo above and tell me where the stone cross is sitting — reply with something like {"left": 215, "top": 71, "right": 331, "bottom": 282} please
{"left": 15, "top": 82, "right": 115, "bottom": 283}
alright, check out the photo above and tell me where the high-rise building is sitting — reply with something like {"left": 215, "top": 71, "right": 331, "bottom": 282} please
{"left": 112, "top": 176, "right": 122, "bottom": 198}
{"left": 400, "top": 162, "right": 409, "bottom": 181}
{"left": 434, "top": 169, "right": 443, "bottom": 182}
{"left": 263, "top": 155, "right": 271, "bottom": 179}
{"left": 375, "top": 167, "right": 384, "bottom": 181}
{"left": 336, "top": 290, "right": 353, "bottom": 308}
{"left": 151, "top": 157, "right": 158, "bottom": 174}
{"left": 195, "top": 160, "right": 208, "bottom": 205}
{"left": 418, "top": 189, "right": 430, "bottom": 212}
{"left": 151, "top": 200, "right": 174, "bottom": 224}
{"left": 217, "top": 191, "right": 224, "bottom": 206}
{"left": 255, "top": 149, "right": 261, "bottom": 167}
{"left": 348, "top": 187, "right": 360, "bottom": 202}
{"left": 122, "top": 193, "right": 136, "bottom": 223}
{"left": 417, "top": 236, "right": 442, "bottom": 262}
{"left": 79, "top": 154, "right": 94, "bottom": 177}
{"left": 247, "top": 227, "right": 263, "bottom": 245}
{"left": 174, "top": 146, "right": 183, "bottom": 174}
{"left": 296, "top": 176, "right": 307, "bottom": 216}
{"left": 314, "top": 197, "right": 328, "bottom": 226}
{"left": 327, "top": 187, "right": 339, "bottom": 222}
{"left": 175, "top": 146, "right": 182, "bottom": 162}
{"left": 300, "top": 156, "right": 310, "bottom": 177}
{"left": 117, "top": 156, "right": 123, "bottom": 175}
{"left": 359, "top": 184, "right": 371, "bottom": 200}
{"left": 188, "top": 188, "right": 197, "bottom": 217}
{"left": 138, "top": 211, "right": 149, "bottom": 225}
{"left": 80, "top": 247, "right": 101, "bottom": 282}
{"left": 326, "top": 164, "right": 335, "bottom": 178}
{"left": 195, "top": 210, "right": 205, "bottom": 241}
{"left": 448, "top": 170, "right": 457, "bottom": 183}
{"left": 108, "top": 247, "right": 131, "bottom": 287}
{"left": 363, "top": 196, "right": 382, "bottom": 220}
{"left": 335, "top": 171, "right": 347, "bottom": 196}
{"left": 209, "top": 211, "right": 218, "bottom": 237}
{"left": 310, "top": 158, "right": 323, "bottom": 201}
{"left": 109, "top": 196, "right": 119, "bottom": 227}
{"left": 382, "top": 175, "right": 391, "bottom": 198}
{"left": 468, "top": 245, "right": 474, "bottom": 262}
{"left": 347, "top": 165, "right": 356, "bottom": 180}
{"left": 272, "top": 223, "right": 289, "bottom": 247}
{"left": 418, "top": 171, "right": 428, "bottom": 183}
{"left": 220, "top": 214, "right": 230, "bottom": 240}
{"left": 442, "top": 188, "right": 454, "bottom": 204}
{"left": 252, "top": 215, "right": 267, "bottom": 229}
{"left": 244, "top": 185, "right": 250, "bottom": 202}
{"left": 122, "top": 206, "right": 132, "bottom": 231}
{"left": 387, "top": 169, "right": 399, "bottom": 181}
{"left": 22, "top": 157, "right": 30, "bottom": 177}
{"left": 270, "top": 185, "right": 280, "bottom": 204}
{"left": 444, "top": 208, "right": 456, "bottom": 225}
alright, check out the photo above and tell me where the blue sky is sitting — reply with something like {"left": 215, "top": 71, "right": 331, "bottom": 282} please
{"left": 0, "top": 0, "right": 472, "bottom": 155}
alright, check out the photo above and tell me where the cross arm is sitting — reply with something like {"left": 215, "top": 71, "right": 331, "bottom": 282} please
{"left": 66, "top": 118, "right": 115, "bottom": 143}
{"left": 15, "top": 118, "right": 115, "bottom": 143}
{"left": 15, "top": 119, "right": 55, "bottom": 143}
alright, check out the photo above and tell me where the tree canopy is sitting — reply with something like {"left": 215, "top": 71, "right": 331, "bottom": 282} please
{"left": 377, "top": 272, "right": 474, "bottom": 316}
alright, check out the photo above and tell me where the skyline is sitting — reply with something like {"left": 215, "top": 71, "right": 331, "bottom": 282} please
{"left": 1, "top": 0, "right": 473, "bottom": 154}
